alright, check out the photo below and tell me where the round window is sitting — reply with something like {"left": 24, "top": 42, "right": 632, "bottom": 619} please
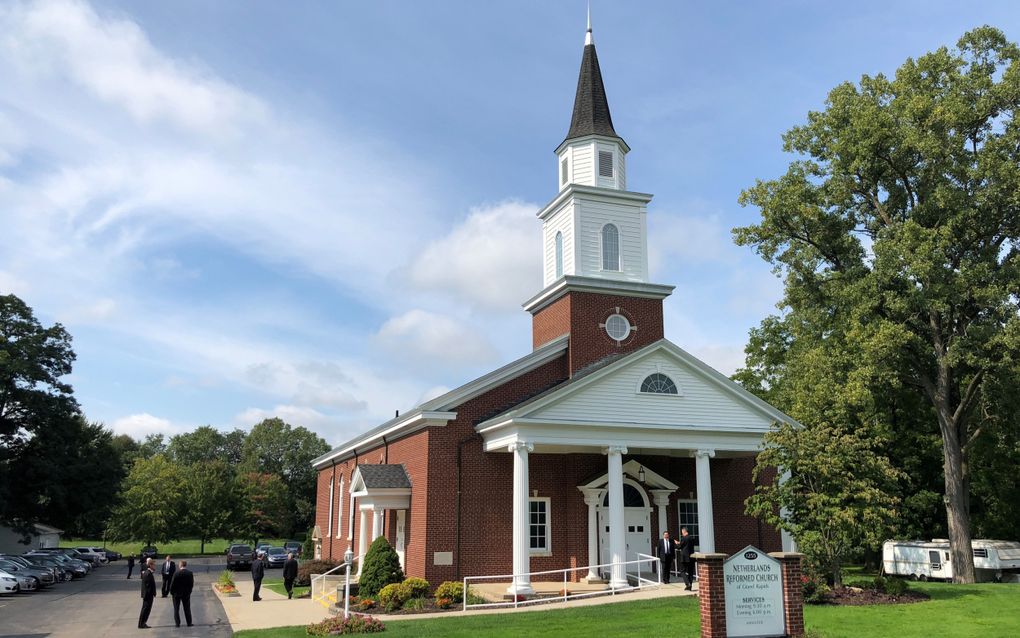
{"left": 605, "top": 314, "right": 631, "bottom": 341}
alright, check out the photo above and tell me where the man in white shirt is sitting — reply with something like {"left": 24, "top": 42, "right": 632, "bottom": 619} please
{"left": 160, "top": 555, "right": 176, "bottom": 598}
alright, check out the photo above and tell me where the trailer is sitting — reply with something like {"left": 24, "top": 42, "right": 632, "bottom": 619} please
{"left": 882, "top": 539, "right": 1020, "bottom": 582}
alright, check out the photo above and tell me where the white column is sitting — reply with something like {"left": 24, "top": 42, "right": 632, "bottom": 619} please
{"left": 373, "top": 509, "right": 385, "bottom": 541}
{"left": 780, "top": 470, "right": 798, "bottom": 552}
{"left": 507, "top": 441, "right": 535, "bottom": 595}
{"left": 605, "top": 445, "right": 628, "bottom": 589}
{"left": 651, "top": 490, "right": 671, "bottom": 536}
{"left": 357, "top": 509, "right": 369, "bottom": 576}
{"left": 579, "top": 488, "right": 602, "bottom": 582}
{"left": 694, "top": 449, "right": 716, "bottom": 554}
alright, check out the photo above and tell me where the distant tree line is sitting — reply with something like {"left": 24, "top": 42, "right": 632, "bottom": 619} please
{"left": 0, "top": 293, "right": 328, "bottom": 548}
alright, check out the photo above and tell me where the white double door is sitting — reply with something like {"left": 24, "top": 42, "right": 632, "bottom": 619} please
{"left": 597, "top": 508, "right": 651, "bottom": 575}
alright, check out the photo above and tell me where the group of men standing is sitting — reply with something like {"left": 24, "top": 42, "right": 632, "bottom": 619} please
{"left": 658, "top": 527, "right": 696, "bottom": 590}
{"left": 137, "top": 555, "right": 194, "bottom": 629}
{"left": 249, "top": 551, "right": 300, "bottom": 601}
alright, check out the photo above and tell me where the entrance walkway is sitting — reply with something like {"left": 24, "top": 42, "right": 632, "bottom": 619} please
{"left": 217, "top": 571, "right": 697, "bottom": 632}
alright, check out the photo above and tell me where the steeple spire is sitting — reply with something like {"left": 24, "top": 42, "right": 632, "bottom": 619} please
{"left": 563, "top": 9, "right": 623, "bottom": 145}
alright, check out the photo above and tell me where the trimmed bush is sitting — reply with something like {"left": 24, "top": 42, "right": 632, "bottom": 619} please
{"left": 305, "top": 613, "right": 384, "bottom": 635}
{"left": 404, "top": 597, "right": 429, "bottom": 611}
{"left": 402, "top": 577, "right": 430, "bottom": 599}
{"left": 358, "top": 537, "right": 403, "bottom": 598}
{"left": 435, "top": 580, "right": 463, "bottom": 603}
{"left": 378, "top": 582, "right": 409, "bottom": 611}
{"left": 884, "top": 577, "right": 908, "bottom": 595}
{"left": 296, "top": 559, "right": 342, "bottom": 587}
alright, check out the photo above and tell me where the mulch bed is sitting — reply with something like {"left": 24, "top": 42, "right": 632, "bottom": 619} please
{"left": 822, "top": 587, "right": 930, "bottom": 606}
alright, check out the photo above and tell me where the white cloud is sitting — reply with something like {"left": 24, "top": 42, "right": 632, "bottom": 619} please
{"left": 375, "top": 309, "right": 498, "bottom": 368}
{"left": 689, "top": 344, "right": 748, "bottom": 377}
{"left": 233, "top": 405, "right": 339, "bottom": 433}
{"left": 403, "top": 201, "right": 542, "bottom": 312}
{"left": 110, "top": 412, "right": 185, "bottom": 438}
{"left": 647, "top": 204, "right": 740, "bottom": 279}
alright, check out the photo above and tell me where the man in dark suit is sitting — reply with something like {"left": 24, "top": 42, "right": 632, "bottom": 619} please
{"left": 160, "top": 555, "right": 176, "bottom": 598}
{"left": 658, "top": 531, "right": 678, "bottom": 584}
{"left": 282, "top": 552, "right": 299, "bottom": 599}
{"left": 127, "top": 555, "right": 135, "bottom": 579}
{"left": 138, "top": 558, "right": 156, "bottom": 629}
{"left": 251, "top": 552, "right": 265, "bottom": 601}
{"left": 678, "top": 526, "right": 696, "bottom": 590}
{"left": 169, "top": 559, "right": 194, "bottom": 628}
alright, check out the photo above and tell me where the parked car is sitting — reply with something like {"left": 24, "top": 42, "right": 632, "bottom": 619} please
{"left": 265, "top": 547, "right": 287, "bottom": 568}
{"left": 21, "top": 555, "right": 73, "bottom": 581}
{"left": 0, "top": 554, "right": 61, "bottom": 584}
{"left": 41, "top": 548, "right": 94, "bottom": 570}
{"left": 255, "top": 542, "right": 272, "bottom": 554}
{"left": 0, "top": 558, "right": 55, "bottom": 588}
{"left": 26, "top": 552, "right": 88, "bottom": 578}
{"left": 103, "top": 548, "right": 122, "bottom": 561}
{"left": 0, "top": 570, "right": 20, "bottom": 594}
{"left": 73, "top": 547, "right": 109, "bottom": 565}
{"left": 140, "top": 546, "right": 159, "bottom": 560}
{"left": 283, "top": 541, "right": 302, "bottom": 557}
{"left": 226, "top": 544, "right": 254, "bottom": 570}
{"left": 0, "top": 568, "right": 35, "bottom": 592}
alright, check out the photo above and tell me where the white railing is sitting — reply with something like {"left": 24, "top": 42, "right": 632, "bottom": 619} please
{"left": 462, "top": 555, "right": 660, "bottom": 611}
{"left": 311, "top": 563, "right": 348, "bottom": 610}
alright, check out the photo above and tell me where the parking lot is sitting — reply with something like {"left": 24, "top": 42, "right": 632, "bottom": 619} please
{"left": 0, "top": 557, "right": 232, "bottom": 638}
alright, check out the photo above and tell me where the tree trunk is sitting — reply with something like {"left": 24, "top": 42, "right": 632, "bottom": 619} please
{"left": 942, "top": 426, "right": 976, "bottom": 583}
{"left": 200, "top": 538, "right": 205, "bottom": 555}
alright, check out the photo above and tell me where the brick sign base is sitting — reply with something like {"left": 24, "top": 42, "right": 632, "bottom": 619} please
{"left": 695, "top": 551, "right": 805, "bottom": 638}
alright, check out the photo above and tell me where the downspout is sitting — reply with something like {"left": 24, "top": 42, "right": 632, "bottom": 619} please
{"left": 455, "top": 433, "right": 480, "bottom": 580}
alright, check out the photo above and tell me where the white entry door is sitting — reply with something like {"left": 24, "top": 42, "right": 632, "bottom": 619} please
{"left": 395, "top": 510, "right": 406, "bottom": 570}
{"left": 598, "top": 508, "right": 651, "bottom": 575}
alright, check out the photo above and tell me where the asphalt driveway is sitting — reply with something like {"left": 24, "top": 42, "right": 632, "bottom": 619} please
{"left": 0, "top": 557, "right": 232, "bottom": 638}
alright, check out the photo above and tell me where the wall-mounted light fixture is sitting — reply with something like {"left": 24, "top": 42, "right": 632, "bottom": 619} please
{"left": 638, "top": 466, "right": 646, "bottom": 482}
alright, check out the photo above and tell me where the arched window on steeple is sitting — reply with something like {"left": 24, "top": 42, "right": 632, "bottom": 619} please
{"left": 555, "top": 232, "right": 564, "bottom": 279}
{"left": 601, "top": 223, "right": 620, "bottom": 271}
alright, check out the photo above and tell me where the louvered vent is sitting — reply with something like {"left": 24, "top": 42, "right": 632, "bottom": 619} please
{"left": 973, "top": 548, "right": 989, "bottom": 558}
{"left": 599, "top": 151, "right": 613, "bottom": 177}
{"left": 561, "top": 157, "right": 568, "bottom": 184}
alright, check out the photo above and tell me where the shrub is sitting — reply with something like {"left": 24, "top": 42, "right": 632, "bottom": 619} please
{"left": 884, "top": 577, "right": 908, "bottom": 596}
{"left": 296, "top": 560, "right": 342, "bottom": 587}
{"left": 435, "top": 596, "right": 454, "bottom": 609}
{"left": 358, "top": 537, "right": 403, "bottom": 598}
{"left": 305, "top": 613, "right": 384, "bottom": 635}
{"left": 403, "top": 597, "right": 429, "bottom": 611}
{"left": 434, "top": 581, "right": 463, "bottom": 603}
{"left": 801, "top": 574, "right": 830, "bottom": 604}
{"left": 871, "top": 575, "right": 887, "bottom": 592}
{"left": 378, "top": 582, "right": 410, "bottom": 611}
{"left": 402, "top": 577, "right": 430, "bottom": 600}
{"left": 302, "top": 530, "right": 315, "bottom": 559}
{"left": 217, "top": 570, "right": 235, "bottom": 587}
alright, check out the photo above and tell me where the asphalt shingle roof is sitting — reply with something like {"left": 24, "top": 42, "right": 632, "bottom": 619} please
{"left": 563, "top": 42, "right": 623, "bottom": 144}
{"left": 358, "top": 464, "right": 412, "bottom": 489}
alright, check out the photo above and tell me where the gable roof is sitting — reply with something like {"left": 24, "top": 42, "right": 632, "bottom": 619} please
{"left": 355, "top": 464, "right": 412, "bottom": 489}
{"left": 477, "top": 338, "right": 799, "bottom": 432}
{"left": 311, "top": 335, "right": 569, "bottom": 469}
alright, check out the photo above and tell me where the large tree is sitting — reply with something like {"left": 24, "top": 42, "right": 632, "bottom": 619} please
{"left": 240, "top": 418, "right": 328, "bottom": 533}
{"left": 736, "top": 27, "right": 1020, "bottom": 582}
{"left": 0, "top": 294, "right": 80, "bottom": 531}
{"left": 182, "top": 460, "right": 239, "bottom": 554}
{"left": 167, "top": 425, "right": 247, "bottom": 466}
{"left": 235, "top": 471, "right": 289, "bottom": 547}
{"left": 106, "top": 455, "right": 186, "bottom": 548}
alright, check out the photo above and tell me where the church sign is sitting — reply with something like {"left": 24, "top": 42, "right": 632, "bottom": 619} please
{"left": 723, "top": 546, "right": 785, "bottom": 637}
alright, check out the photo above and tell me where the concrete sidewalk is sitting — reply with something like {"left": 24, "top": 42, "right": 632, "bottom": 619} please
{"left": 216, "top": 574, "right": 696, "bottom": 632}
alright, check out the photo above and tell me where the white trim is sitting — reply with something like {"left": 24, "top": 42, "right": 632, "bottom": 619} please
{"left": 336, "top": 476, "right": 344, "bottom": 538}
{"left": 635, "top": 369, "right": 683, "bottom": 396}
{"left": 523, "top": 276, "right": 674, "bottom": 314}
{"left": 529, "top": 497, "right": 552, "bottom": 557}
{"left": 579, "top": 459, "right": 679, "bottom": 491}
{"left": 536, "top": 183, "right": 649, "bottom": 221}
{"left": 554, "top": 132, "right": 631, "bottom": 156}
{"left": 327, "top": 479, "right": 334, "bottom": 538}
{"left": 312, "top": 410, "right": 457, "bottom": 468}
{"left": 347, "top": 492, "right": 356, "bottom": 541}
{"left": 677, "top": 499, "right": 700, "bottom": 552}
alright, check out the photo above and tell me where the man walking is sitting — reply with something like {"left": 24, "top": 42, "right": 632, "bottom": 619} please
{"left": 658, "top": 531, "right": 678, "bottom": 584}
{"left": 678, "top": 526, "right": 696, "bottom": 591}
{"left": 169, "top": 559, "right": 194, "bottom": 628}
{"left": 282, "top": 552, "right": 299, "bottom": 599}
{"left": 138, "top": 558, "right": 156, "bottom": 629}
{"left": 160, "top": 555, "right": 176, "bottom": 598}
{"left": 127, "top": 554, "right": 135, "bottom": 579}
{"left": 251, "top": 552, "right": 265, "bottom": 601}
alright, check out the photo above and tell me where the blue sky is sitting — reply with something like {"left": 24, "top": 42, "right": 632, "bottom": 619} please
{"left": 2, "top": 0, "right": 1018, "bottom": 445}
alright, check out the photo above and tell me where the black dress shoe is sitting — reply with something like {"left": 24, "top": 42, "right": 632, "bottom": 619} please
{"left": 139, "top": 625, "right": 150, "bottom": 629}
{"left": 187, "top": 624, "right": 193, "bottom": 627}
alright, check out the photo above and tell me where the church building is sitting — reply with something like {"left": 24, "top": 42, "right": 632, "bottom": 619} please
{"left": 312, "top": 20, "right": 794, "bottom": 593}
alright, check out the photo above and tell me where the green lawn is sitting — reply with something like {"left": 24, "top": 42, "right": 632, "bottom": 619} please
{"left": 234, "top": 582, "right": 1020, "bottom": 638}
{"left": 262, "top": 576, "right": 310, "bottom": 599}
{"left": 67, "top": 538, "right": 291, "bottom": 557}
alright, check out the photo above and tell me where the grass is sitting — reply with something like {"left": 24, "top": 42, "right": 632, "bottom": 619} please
{"left": 67, "top": 538, "right": 291, "bottom": 557}
{"left": 262, "top": 576, "right": 310, "bottom": 599}
{"left": 233, "top": 581, "right": 1020, "bottom": 638}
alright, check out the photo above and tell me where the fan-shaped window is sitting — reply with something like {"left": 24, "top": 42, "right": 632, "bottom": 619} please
{"left": 641, "top": 373, "right": 678, "bottom": 395}
{"left": 555, "top": 231, "right": 564, "bottom": 278}
{"left": 602, "top": 483, "right": 646, "bottom": 508}
{"left": 601, "top": 224, "right": 620, "bottom": 270}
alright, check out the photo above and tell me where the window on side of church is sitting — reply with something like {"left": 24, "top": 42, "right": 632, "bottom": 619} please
{"left": 640, "top": 372, "right": 678, "bottom": 395}
{"left": 529, "top": 497, "right": 551, "bottom": 554}
{"left": 555, "top": 231, "right": 564, "bottom": 279}
{"left": 601, "top": 223, "right": 620, "bottom": 271}
{"left": 678, "top": 500, "right": 699, "bottom": 550}
{"left": 337, "top": 477, "right": 344, "bottom": 538}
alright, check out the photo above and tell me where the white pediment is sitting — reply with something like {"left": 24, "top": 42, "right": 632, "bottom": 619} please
{"left": 499, "top": 340, "right": 792, "bottom": 434}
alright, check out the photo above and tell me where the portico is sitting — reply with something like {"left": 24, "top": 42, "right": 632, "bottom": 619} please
{"left": 348, "top": 464, "right": 412, "bottom": 574}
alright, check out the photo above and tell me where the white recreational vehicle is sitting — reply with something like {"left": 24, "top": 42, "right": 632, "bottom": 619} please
{"left": 882, "top": 539, "right": 1020, "bottom": 582}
